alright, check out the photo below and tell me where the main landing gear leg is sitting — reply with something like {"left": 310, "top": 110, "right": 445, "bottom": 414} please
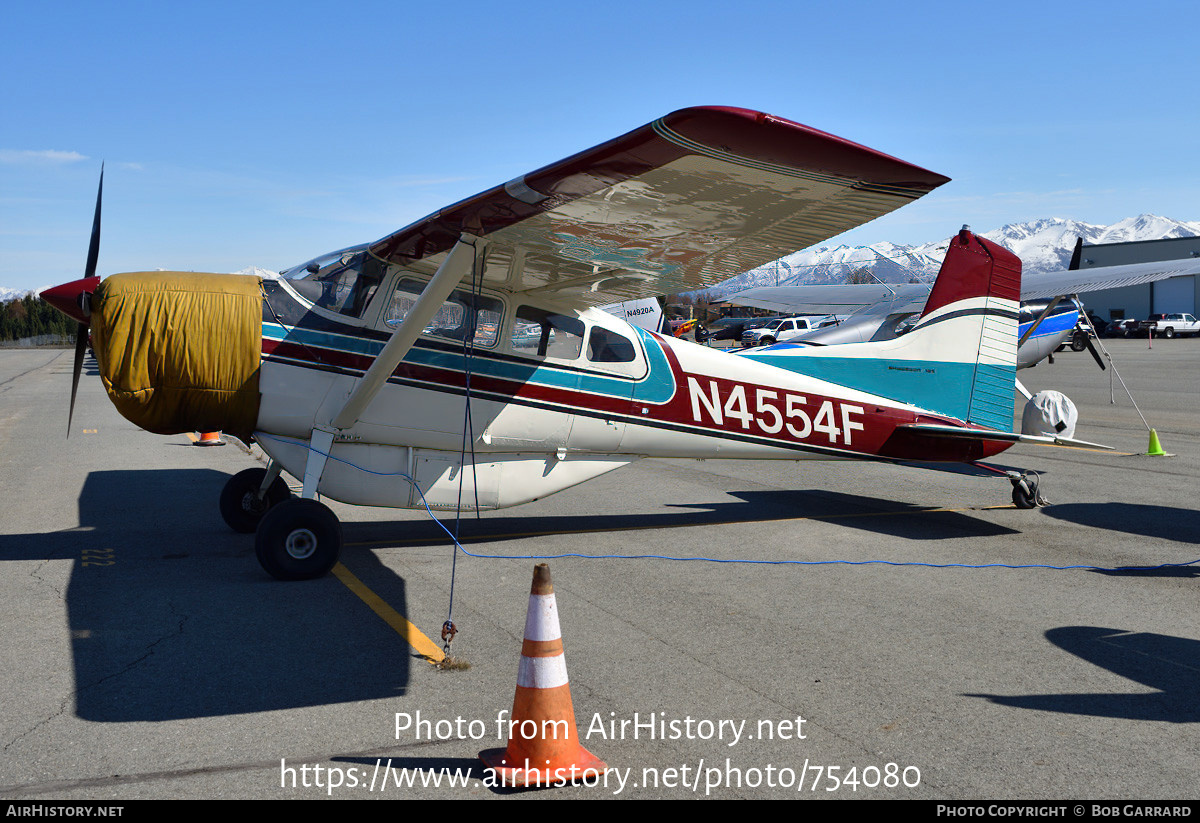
{"left": 1007, "top": 470, "right": 1049, "bottom": 509}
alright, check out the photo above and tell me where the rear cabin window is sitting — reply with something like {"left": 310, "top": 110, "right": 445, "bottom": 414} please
{"left": 386, "top": 278, "right": 502, "bottom": 347}
{"left": 586, "top": 327, "right": 636, "bottom": 363}
{"left": 511, "top": 306, "right": 584, "bottom": 359}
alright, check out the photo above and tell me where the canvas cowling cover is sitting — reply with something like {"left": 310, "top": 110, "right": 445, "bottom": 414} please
{"left": 91, "top": 272, "right": 262, "bottom": 442}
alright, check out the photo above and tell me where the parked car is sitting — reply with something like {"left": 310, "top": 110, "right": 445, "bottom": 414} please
{"left": 1139, "top": 313, "right": 1200, "bottom": 338}
{"left": 1108, "top": 318, "right": 1140, "bottom": 338}
{"left": 740, "top": 315, "right": 837, "bottom": 347}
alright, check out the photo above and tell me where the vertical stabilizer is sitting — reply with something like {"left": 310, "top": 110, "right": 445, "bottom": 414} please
{"left": 910, "top": 228, "right": 1021, "bottom": 430}
{"left": 741, "top": 228, "right": 1022, "bottom": 431}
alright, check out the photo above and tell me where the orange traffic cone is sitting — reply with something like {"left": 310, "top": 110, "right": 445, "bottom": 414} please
{"left": 194, "top": 431, "right": 225, "bottom": 446}
{"left": 480, "top": 563, "right": 606, "bottom": 788}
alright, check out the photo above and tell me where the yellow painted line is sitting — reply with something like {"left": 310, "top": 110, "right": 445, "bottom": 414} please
{"left": 185, "top": 432, "right": 198, "bottom": 443}
{"left": 330, "top": 562, "right": 444, "bottom": 663}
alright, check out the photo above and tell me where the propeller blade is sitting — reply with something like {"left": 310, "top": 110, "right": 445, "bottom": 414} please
{"left": 67, "top": 165, "right": 102, "bottom": 437}
{"left": 84, "top": 165, "right": 103, "bottom": 280}
{"left": 1085, "top": 335, "right": 1107, "bottom": 371}
{"left": 67, "top": 322, "right": 88, "bottom": 437}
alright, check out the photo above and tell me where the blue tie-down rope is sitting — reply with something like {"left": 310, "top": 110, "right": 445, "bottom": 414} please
{"left": 255, "top": 434, "right": 1200, "bottom": 573}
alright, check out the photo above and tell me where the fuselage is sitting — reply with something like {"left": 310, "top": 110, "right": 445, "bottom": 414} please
{"left": 249, "top": 257, "right": 1009, "bottom": 509}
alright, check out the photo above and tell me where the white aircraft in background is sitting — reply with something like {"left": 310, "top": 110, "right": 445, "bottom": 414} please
{"left": 726, "top": 253, "right": 1200, "bottom": 375}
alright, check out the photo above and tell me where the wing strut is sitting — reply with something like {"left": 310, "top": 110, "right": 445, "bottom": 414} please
{"left": 299, "top": 234, "right": 486, "bottom": 499}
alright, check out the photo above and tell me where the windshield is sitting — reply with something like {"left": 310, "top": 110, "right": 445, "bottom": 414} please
{"left": 282, "top": 244, "right": 386, "bottom": 318}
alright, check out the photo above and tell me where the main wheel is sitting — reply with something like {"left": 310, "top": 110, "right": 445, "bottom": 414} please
{"left": 1070, "top": 331, "right": 1087, "bottom": 352}
{"left": 219, "top": 468, "right": 291, "bottom": 533}
{"left": 255, "top": 498, "right": 342, "bottom": 581}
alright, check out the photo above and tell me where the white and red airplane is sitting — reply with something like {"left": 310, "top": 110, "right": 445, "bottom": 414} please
{"left": 41, "top": 107, "right": 1100, "bottom": 581}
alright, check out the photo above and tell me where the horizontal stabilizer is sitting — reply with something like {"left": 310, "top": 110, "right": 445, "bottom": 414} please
{"left": 899, "top": 423, "right": 1112, "bottom": 451}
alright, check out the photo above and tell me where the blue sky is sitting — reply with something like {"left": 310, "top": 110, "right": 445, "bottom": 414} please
{"left": 3, "top": 0, "right": 1198, "bottom": 293}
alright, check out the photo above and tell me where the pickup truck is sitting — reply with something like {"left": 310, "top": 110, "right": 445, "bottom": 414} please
{"left": 740, "top": 315, "right": 837, "bottom": 347}
{"left": 1137, "top": 313, "right": 1200, "bottom": 338}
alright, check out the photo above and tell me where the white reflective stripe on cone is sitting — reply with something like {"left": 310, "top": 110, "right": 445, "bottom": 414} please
{"left": 517, "top": 654, "right": 569, "bottom": 689}
{"left": 523, "top": 594, "right": 561, "bottom": 641}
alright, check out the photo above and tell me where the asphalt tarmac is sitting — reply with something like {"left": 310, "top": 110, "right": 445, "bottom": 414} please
{"left": 1, "top": 338, "right": 1197, "bottom": 800}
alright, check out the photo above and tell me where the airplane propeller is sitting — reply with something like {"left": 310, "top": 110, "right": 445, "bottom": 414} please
{"left": 40, "top": 166, "right": 104, "bottom": 437}
{"left": 1082, "top": 333, "right": 1106, "bottom": 371}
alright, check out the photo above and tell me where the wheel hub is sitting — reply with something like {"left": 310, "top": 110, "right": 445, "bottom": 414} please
{"left": 285, "top": 527, "right": 318, "bottom": 560}
{"left": 240, "top": 491, "right": 267, "bottom": 515}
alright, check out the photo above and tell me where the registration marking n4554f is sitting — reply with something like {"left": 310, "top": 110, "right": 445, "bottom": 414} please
{"left": 686, "top": 377, "right": 865, "bottom": 446}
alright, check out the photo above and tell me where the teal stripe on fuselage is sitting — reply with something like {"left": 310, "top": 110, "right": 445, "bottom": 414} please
{"left": 262, "top": 322, "right": 676, "bottom": 404}
{"left": 745, "top": 354, "right": 1015, "bottom": 432}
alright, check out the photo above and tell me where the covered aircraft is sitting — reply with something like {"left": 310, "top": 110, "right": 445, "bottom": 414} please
{"left": 41, "top": 107, "right": 1101, "bottom": 581}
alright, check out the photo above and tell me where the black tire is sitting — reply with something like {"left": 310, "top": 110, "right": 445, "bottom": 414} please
{"left": 219, "top": 468, "right": 291, "bottom": 533}
{"left": 1011, "top": 479, "right": 1039, "bottom": 509}
{"left": 255, "top": 498, "right": 342, "bottom": 581}
{"left": 761, "top": 336, "right": 775, "bottom": 346}
{"left": 1164, "top": 327, "right": 1175, "bottom": 339}
{"left": 1070, "top": 332, "right": 1087, "bottom": 352}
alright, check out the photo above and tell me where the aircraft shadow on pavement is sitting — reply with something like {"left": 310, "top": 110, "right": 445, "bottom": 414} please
{"left": 1041, "top": 502, "right": 1200, "bottom": 577}
{"left": 346, "top": 488, "right": 1019, "bottom": 550}
{"left": 1042, "top": 502, "right": 1200, "bottom": 544}
{"left": 0, "top": 469, "right": 414, "bottom": 722}
{"left": 966, "top": 626, "right": 1200, "bottom": 723}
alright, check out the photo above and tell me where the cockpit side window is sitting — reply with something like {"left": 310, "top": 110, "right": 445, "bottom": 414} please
{"left": 282, "top": 245, "right": 384, "bottom": 319}
{"left": 511, "top": 306, "right": 584, "bottom": 359}
{"left": 386, "top": 278, "right": 502, "bottom": 347}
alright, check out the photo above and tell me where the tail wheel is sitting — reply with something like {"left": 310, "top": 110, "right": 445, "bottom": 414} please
{"left": 219, "top": 468, "right": 291, "bottom": 533}
{"left": 255, "top": 498, "right": 343, "bottom": 581}
{"left": 1010, "top": 471, "right": 1047, "bottom": 509}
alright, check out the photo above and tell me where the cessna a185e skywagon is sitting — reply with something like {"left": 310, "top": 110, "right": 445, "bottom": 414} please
{"left": 41, "top": 107, "right": 1102, "bottom": 580}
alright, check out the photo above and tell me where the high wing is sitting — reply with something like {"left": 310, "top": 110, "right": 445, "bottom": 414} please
{"left": 368, "top": 107, "right": 949, "bottom": 307}
{"left": 721, "top": 252, "right": 1200, "bottom": 369}
{"left": 726, "top": 283, "right": 930, "bottom": 316}
{"left": 726, "top": 254, "right": 1200, "bottom": 312}
{"left": 1021, "top": 258, "right": 1200, "bottom": 300}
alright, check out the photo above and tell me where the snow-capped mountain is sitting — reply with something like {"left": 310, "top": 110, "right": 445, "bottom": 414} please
{"left": 1, "top": 270, "right": 275, "bottom": 305}
{"left": 0, "top": 287, "right": 37, "bottom": 302}
{"left": 712, "top": 215, "right": 1200, "bottom": 297}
